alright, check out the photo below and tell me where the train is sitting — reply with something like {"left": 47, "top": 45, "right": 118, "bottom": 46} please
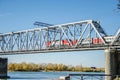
{"left": 46, "top": 36, "right": 115, "bottom": 48}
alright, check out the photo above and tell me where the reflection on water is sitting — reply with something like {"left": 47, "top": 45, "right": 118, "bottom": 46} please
{"left": 7, "top": 72, "right": 104, "bottom": 80}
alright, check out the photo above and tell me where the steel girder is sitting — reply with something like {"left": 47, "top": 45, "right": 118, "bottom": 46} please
{"left": 111, "top": 28, "right": 120, "bottom": 45}
{"left": 0, "top": 20, "right": 109, "bottom": 54}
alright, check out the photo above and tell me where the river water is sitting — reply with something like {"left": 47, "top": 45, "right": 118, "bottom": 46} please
{"left": 7, "top": 72, "right": 105, "bottom": 80}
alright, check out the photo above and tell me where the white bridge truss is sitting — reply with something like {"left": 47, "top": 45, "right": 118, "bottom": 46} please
{"left": 0, "top": 20, "right": 120, "bottom": 54}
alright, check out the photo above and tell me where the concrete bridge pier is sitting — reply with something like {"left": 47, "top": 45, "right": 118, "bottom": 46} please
{"left": 105, "top": 49, "right": 119, "bottom": 80}
{"left": 0, "top": 58, "right": 8, "bottom": 80}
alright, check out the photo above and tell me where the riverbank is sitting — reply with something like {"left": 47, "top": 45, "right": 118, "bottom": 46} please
{"left": 8, "top": 62, "right": 104, "bottom": 72}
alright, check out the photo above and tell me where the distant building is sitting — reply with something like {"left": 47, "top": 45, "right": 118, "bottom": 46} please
{"left": 91, "top": 67, "right": 96, "bottom": 69}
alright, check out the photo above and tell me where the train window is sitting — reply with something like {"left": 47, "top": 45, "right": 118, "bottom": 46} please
{"left": 69, "top": 39, "right": 72, "bottom": 41}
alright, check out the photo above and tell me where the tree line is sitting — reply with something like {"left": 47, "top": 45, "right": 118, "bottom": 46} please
{"left": 8, "top": 62, "right": 104, "bottom": 72}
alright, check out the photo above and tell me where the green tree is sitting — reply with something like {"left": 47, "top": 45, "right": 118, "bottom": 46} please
{"left": 8, "top": 63, "right": 15, "bottom": 71}
{"left": 47, "top": 63, "right": 54, "bottom": 70}
{"left": 75, "top": 65, "right": 83, "bottom": 71}
{"left": 57, "top": 64, "right": 68, "bottom": 71}
{"left": 67, "top": 65, "right": 75, "bottom": 71}
{"left": 8, "top": 63, "right": 104, "bottom": 72}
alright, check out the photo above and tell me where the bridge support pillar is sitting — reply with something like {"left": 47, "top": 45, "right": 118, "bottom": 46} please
{"left": 0, "top": 58, "right": 8, "bottom": 80}
{"left": 105, "top": 49, "right": 119, "bottom": 80}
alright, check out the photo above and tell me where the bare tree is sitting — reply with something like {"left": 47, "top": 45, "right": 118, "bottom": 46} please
{"left": 118, "top": 0, "right": 120, "bottom": 9}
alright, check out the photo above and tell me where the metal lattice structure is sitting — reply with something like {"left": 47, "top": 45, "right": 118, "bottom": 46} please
{"left": 111, "top": 28, "right": 120, "bottom": 45}
{"left": 0, "top": 20, "right": 120, "bottom": 54}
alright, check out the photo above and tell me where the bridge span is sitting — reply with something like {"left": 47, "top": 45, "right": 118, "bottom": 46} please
{"left": 0, "top": 20, "right": 120, "bottom": 54}
{"left": 0, "top": 20, "right": 120, "bottom": 80}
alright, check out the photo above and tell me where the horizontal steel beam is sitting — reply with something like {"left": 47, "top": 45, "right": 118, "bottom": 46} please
{"left": 0, "top": 45, "right": 120, "bottom": 55}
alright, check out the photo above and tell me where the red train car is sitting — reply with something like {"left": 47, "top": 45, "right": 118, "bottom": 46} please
{"left": 46, "top": 39, "right": 72, "bottom": 48}
{"left": 46, "top": 41, "right": 51, "bottom": 47}
{"left": 46, "top": 36, "right": 115, "bottom": 48}
{"left": 62, "top": 39, "right": 71, "bottom": 47}
{"left": 72, "top": 40, "right": 77, "bottom": 45}
{"left": 93, "top": 38, "right": 103, "bottom": 44}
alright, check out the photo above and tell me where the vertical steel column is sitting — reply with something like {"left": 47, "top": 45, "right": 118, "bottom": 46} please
{"left": 73, "top": 25, "right": 75, "bottom": 41}
{"left": 39, "top": 29, "right": 42, "bottom": 49}
{"left": 25, "top": 32, "right": 28, "bottom": 50}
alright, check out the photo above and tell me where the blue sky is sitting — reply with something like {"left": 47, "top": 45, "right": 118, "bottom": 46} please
{"left": 0, "top": 0, "right": 120, "bottom": 67}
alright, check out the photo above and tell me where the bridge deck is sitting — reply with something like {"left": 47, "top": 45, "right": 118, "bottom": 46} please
{"left": 0, "top": 45, "right": 120, "bottom": 55}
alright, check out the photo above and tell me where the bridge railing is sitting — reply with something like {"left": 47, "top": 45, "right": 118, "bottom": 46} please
{"left": 68, "top": 74, "right": 120, "bottom": 80}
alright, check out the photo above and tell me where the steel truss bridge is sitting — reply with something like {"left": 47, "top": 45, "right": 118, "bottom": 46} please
{"left": 0, "top": 20, "right": 120, "bottom": 55}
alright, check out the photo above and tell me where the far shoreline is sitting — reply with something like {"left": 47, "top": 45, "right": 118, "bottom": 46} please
{"left": 8, "top": 62, "right": 105, "bottom": 72}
